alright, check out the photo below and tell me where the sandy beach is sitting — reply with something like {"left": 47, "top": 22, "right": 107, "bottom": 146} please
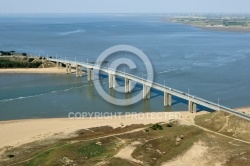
{"left": 0, "top": 112, "right": 194, "bottom": 150}
{"left": 0, "top": 107, "right": 249, "bottom": 151}
{"left": 0, "top": 67, "right": 71, "bottom": 74}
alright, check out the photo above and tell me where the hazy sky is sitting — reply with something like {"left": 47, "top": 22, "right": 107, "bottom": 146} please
{"left": 0, "top": 0, "right": 249, "bottom": 13}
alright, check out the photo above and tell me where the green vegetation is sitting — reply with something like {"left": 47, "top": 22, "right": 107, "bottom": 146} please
{"left": 150, "top": 123, "right": 163, "bottom": 130}
{"left": 2, "top": 118, "right": 250, "bottom": 166}
{"left": 26, "top": 138, "right": 122, "bottom": 166}
{"left": 0, "top": 51, "right": 12, "bottom": 55}
{"left": 169, "top": 16, "right": 250, "bottom": 31}
{"left": 0, "top": 50, "right": 28, "bottom": 56}
{"left": 0, "top": 58, "right": 42, "bottom": 68}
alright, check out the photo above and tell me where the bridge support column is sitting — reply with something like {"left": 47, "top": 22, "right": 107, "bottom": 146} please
{"left": 188, "top": 101, "right": 193, "bottom": 113}
{"left": 59, "top": 62, "right": 62, "bottom": 69}
{"left": 143, "top": 85, "right": 150, "bottom": 100}
{"left": 146, "top": 86, "right": 151, "bottom": 99}
{"left": 76, "top": 65, "right": 79, "bottom": 77}
{"left": 192, "top": 103, "right": 197, "bottom": 113}
{"left": 78, "top": 66, "right": 83, "bottom": 77}
{"left": 164, "top": 92, "right": 172, "bottom": 106}
{"left": 128, "top": 80, "right": 132, "bottom": 93}
{"left": 143, "top": 84, "right": 147, "bottom": 99}
{"left": 76, "top": 65, "right": 83, "bottom": 77}
{"left": 125, "top": 78, "right": 129, "bottom": 93}
{"left": 112, "top": 75, "right": 116, "bottom": 88}
{"left": 66, "top": 63, "right": 69, "bottom": 73}
{"left": 109, "top": 74, "right": 113, "bottom": 88}
{"left": 68, "top": 64, "right": 71, "bottom": 73}
{"left": 168, "top": 94, "right": 172, "bottom": 106}
{"left": 56, "top": 61, "right": 59, "bottom": 68}
{"left": 87, "top": 68, "right": 93, "bottom": 81}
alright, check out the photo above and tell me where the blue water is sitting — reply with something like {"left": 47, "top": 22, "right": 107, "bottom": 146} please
{"left": 0, "top": 14, "right": 250, "bottom": 120}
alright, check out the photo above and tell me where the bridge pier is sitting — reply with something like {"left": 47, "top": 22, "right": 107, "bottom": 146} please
{"left": 125, "top": 78, "right": 129, "bottom": 93}
{"left": 164, "top": 92, "right": 172, "bottom": 106}
{"left": 188, "top": 101, "right": 192, "bottom": 113}
{"left": 109, "top": 74, "right": 113, "bottom": 88}
{"left": 112, "top": 75, "right": 116, "bottom": 88}
{"left": 66, "top": 63, "right": 71, "bottom": 74}
{"left": 188, "top": 101, "right": 197, "bottom": 113}
{"left": 87, "top": 68, "right": 93, "bottom": 81}
{"left": 68, "top": 64, "right": 71, "bottom": 73}
{"left": 143, "top": 84, "right": 150, "bottom": 99}
{"left": 147, "top": 87, "right": 150, "bottom": 99}
{"left": 56, "top": 61, "right": 59, "bottom": 68}
{"left": 75, "top": 65, "right": 83, "bottom": 77}
{"left": 59, "top": 62, "right": 62, "bottom": 69}
{"left": 128, "top": 80, "right": 132, "bottom": 93}
{"left": 75, "top": 65, "right": 79, "bottom": 77}
{"left": 193, "top": 103, "right": 197, "bottom": 113}
{"left": 66, "top": 63, "right": 68, "bottom": 73}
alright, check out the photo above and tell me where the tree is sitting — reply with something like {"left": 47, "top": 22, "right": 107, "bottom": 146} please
{"left": 10, "top": 51, "right": 15, "bottom": 55}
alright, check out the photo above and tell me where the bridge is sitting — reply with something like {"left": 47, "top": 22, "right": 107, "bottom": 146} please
{"left": 48, "top": 58, "right": 250, "bottom": 121}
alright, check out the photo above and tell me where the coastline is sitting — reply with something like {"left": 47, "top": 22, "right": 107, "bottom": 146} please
{"left": 0, "top": 111, "right": 198, "bottom": 150}
{"left": 167, "top": 20, "right": 250, "bottom": 33}
{"left": 0, "top": 107, "right": 249, "bottom": 151}
{"left": 0, "top": 67, "right": 70, "bottom": 74}
{"left": 194, "top": 25, "right": 250, "bottom": 33}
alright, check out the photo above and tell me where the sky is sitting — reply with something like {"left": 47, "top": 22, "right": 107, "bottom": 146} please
{"left": 0, "top": 0, "right": 249, "bottom": 13}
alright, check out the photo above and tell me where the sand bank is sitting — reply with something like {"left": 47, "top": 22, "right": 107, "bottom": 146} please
{"left": 0, "top": 112, "right": 194, "bottom": 150}
{"left": 0, "top": 67, "right": 71, "bottom": 74}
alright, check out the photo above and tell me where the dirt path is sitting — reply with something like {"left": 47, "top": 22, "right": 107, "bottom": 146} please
{"left": 114, "top": 141, "right": 143, "bottom": 164}
{"left": 218, "top": 115, "right": 230, "bottom": 132}
{"left": 181, "top": 115, "right": 250, "bottom": 145}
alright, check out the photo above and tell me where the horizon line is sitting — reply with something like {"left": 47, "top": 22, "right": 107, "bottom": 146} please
{"left": 1, "top": 12, "right": 250, "bottom": 15}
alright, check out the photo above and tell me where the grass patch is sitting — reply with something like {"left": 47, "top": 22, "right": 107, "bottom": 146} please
{"left": 26, "top": 137, "right": 121, "bottom": 166}
{"left": 150, "top": 123, "right": 163, "bottom": 130}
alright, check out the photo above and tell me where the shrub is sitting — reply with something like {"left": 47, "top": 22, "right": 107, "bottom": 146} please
{"left": 28, "top": 58, "right": 34, "bottom": 62}
{"left": 150, "top": 123, "right": 163, "bottom": 130}
{"left": 166, "top": 123, "right": 172, "bottom": 127}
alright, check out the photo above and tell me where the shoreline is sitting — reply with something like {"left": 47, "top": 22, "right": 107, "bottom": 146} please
{"left": 0, "top": 111, "right": 197, "bottom": 150}
{"left": 0, "top": 67, "right": 71, "bottom": 74}
{"left": 0, "top": 107, "right": 249, "bottom": 151}
{"left": 194, "top": 25, "right": 250, "bottom": 33}
{"left": 167, "top": 20, "right": 250, "bottom": 33}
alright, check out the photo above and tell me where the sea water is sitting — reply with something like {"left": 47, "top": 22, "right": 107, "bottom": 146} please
{"left": 0, "top": 14, "right": 250, "bottom": 120}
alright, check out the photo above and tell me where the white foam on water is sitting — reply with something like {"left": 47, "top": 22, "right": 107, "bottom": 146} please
{"left": 58, "top": 29, "right": 85, "bottom": 36}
